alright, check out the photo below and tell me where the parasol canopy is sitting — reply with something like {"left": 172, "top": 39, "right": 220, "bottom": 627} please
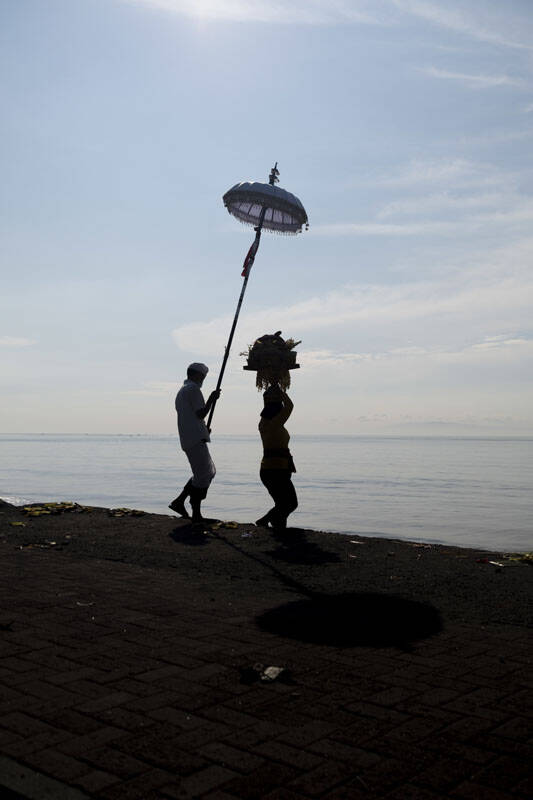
{"left": 223, "top": 180, "right": 308, "bottom": 234}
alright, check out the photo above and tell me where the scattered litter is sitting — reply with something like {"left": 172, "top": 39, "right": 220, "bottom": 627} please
{"left": 349, "top": 540, "right": 364, "bottom": 545}
{"left": 241, "top": 531, "right": 254, "bottom": 538}
{"left": 261, "top": 666, "right": 285, "bottom": 682}
{"left": 22, "top": 502, "right": 93, "bottom": 516}
{"left": 348, "top": 554, "right": 358, "bottom": 559}
{"left": 477, "top": 554, "right": 531, "bottom": 567}
{"left": 239, "top": 662, "right": 294, "bottom": 685}
{"left": 108, "top": 508, "right": 146, "bottom": 517}
{"left": 76, "top": 601, "right": 94, "bottom": 607}
{"left": 18, "top": 543, "right": 52, "bottom": 550}
{"left": 502, "top": 552, "right": 533, "bottom": 565}
{"left": 210, "top": 521, "right": 239, "bottom": 530}
{"left": 9, "top": 522, "right": 26, "bottom": 527}
{"left": 16, "top": 539, "right": 67, "bottom": 550}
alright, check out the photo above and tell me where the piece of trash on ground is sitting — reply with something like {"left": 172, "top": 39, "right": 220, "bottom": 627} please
{"left": 502, "top": 552, "right": 533, "bottom": 565}
{"left": 349, "top": 540, "right": 364, "bottom": 544}
{"left": 108, "top": 507, "right": 145, "bottom": 517}
{"left": 210, "top": 521, "right": 239, "bottom": 530}
{"left": 9, "top": 522, "right": 26, "bottom": 527}
{"left": 22, "top": 502, "right": 93, "bottom": 516}
{"left": 261, "top": 666, "right": 285, "bottom": 681}
{"left": 239, "top": 663, "right": 295, "bottom": 685}
{"left": 477, "top": 554, "right": 530, "bottom": 567}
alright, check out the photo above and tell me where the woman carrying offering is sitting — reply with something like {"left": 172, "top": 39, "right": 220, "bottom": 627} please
{"left": 256, "top": 385, "right": 298, "bottom": 530}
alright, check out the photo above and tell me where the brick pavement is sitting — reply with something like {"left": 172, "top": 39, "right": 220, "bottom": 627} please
{"left": 0, "top": 511, "right": 531, "bottom": 799}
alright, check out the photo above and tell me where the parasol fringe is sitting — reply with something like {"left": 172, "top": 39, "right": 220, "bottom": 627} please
{"left": 229, "top": 214, "right": 302, "bottom": 236}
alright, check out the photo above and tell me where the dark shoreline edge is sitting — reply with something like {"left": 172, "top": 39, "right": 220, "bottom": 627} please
{"left": 1, "top": 496, "right": 530, "bottom": 554}
{"left": 1, "top": 498, "right": 531, "bottom": 629}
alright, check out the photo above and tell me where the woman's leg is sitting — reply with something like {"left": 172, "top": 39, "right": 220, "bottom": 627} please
{"left": 259, "top": 470, "right": 297, "bottom": 529}
{"left": 256, "top": 469, "right": 277, "bottom": 526}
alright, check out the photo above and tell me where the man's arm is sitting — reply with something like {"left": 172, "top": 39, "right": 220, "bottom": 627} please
{"left": 195, "top": 389, "right": 221, "bottom": 419}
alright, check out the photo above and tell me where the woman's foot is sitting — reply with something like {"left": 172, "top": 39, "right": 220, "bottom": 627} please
{"left": 168, "top": 498, "right": 190, "bottom": 518}
{"left": 271, "top": 513, "right": 287, "bottom": 531}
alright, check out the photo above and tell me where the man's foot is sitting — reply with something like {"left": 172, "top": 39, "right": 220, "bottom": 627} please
{"left": 255, "top": 513, "right": 272, "bottom": 527}
{"left": 169, "top": 499, "right": 190, "bottom": 518}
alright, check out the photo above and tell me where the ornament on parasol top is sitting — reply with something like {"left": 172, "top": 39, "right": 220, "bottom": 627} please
{"left": 207, "top": 164, "right": 308, "bottom": 429}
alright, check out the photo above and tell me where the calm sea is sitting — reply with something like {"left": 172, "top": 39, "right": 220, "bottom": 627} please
{"left": 1, "top": 434, "right": 532, "bottom": 552}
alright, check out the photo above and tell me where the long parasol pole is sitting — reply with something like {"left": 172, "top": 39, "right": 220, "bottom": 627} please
{"left": 207, "top": 164, "right": 279, "bottom": 430}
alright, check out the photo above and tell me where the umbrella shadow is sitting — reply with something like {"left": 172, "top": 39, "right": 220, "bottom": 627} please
{"left": 215, "top": 533, "right": 441, "bottom": 649}
{"left": 266, "top": 527, "right": 341, "bottom": 565}
{"left": 256, "top": 592, "right": 442, "bottom": 649}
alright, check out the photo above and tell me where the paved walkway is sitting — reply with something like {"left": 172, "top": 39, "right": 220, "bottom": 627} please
{"left": 0, "top": 505, "right": 531, "bottom": 799}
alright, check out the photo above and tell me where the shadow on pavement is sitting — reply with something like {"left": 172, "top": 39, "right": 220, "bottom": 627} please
{"left": 266, "top": 527, "right": 341, "bottom": 565}
{"left": 169, "top": 525, "right": 209, "bottom": 546}
{"left": 256, "top": 592, "right": 442, "bottom": 649}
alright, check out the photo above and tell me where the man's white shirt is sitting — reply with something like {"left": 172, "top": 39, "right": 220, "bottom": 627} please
{"left": 175, "top": 380, "right": 210, "bottom": 451}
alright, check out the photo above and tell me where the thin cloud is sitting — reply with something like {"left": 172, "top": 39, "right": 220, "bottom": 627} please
{"left": 121, "top": 0, "right": 388, "bottom": 25}
{"left": 0, "top": 336, "right": 36, "bottom": 347}
{"left": 124, "top": 381, "right": 177, "bottom": 396}
{"left": 299, "top": 337, "right": 533, "bottom": 371}
{"left": 376, "top": 192, "right": 506, "bottom": 219}
{"left": 326, "top": 159, "right": 532, "bottom": 237}
{"left": 172, "top": 254, "right": 533, "bottom": 359}
{"left": 392, "top": 0, "right": 533, "bottom": 51}
{"left": 424, "top": 66, "right": 524, "bottom": 89}
{"left": 372, "top": 158, "right": 506, "bottom": 188}
{"left": 312, "top": 221, "right": 462, "bottom": 236}
{"left": 312, "top": 202, "right": 533, "bottom": 236}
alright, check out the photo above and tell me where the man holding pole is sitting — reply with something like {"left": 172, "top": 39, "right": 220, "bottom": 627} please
{"left": 169, "top": 363, "right": 220, "bottom": 523}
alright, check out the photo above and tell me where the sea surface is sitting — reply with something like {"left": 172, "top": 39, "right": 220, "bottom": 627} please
{"left": 1, "top": 433, "right": 532, "bottom": 552}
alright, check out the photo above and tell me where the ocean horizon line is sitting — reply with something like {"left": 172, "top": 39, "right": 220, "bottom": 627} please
{"left": 2, "top": 431, "right": 532, "bottom": 441}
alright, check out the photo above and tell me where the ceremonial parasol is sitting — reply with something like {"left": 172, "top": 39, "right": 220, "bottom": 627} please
{"left": 207, "top": 164, "right": 308, "bottom": 429}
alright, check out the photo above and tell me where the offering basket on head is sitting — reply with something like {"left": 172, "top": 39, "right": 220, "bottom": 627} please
{"left": 242, "top": 331, "right": 301, "bottom": 391}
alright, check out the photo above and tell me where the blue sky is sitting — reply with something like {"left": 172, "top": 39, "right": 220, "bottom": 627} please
{"left": 2, "top": 0, "right": 533, "bottom": 435}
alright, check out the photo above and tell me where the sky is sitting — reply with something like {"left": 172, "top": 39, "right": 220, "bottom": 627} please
{"left": 1, "top": 0, "right": 533, "bottom": 436}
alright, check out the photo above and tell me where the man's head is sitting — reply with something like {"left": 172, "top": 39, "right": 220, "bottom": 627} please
{"left": 187, "top": 362, "right": 209, "bottom": 386}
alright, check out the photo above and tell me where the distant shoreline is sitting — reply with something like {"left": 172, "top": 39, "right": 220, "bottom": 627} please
{"left": 2, "top": 431, "right": 533, "bottom": 440}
